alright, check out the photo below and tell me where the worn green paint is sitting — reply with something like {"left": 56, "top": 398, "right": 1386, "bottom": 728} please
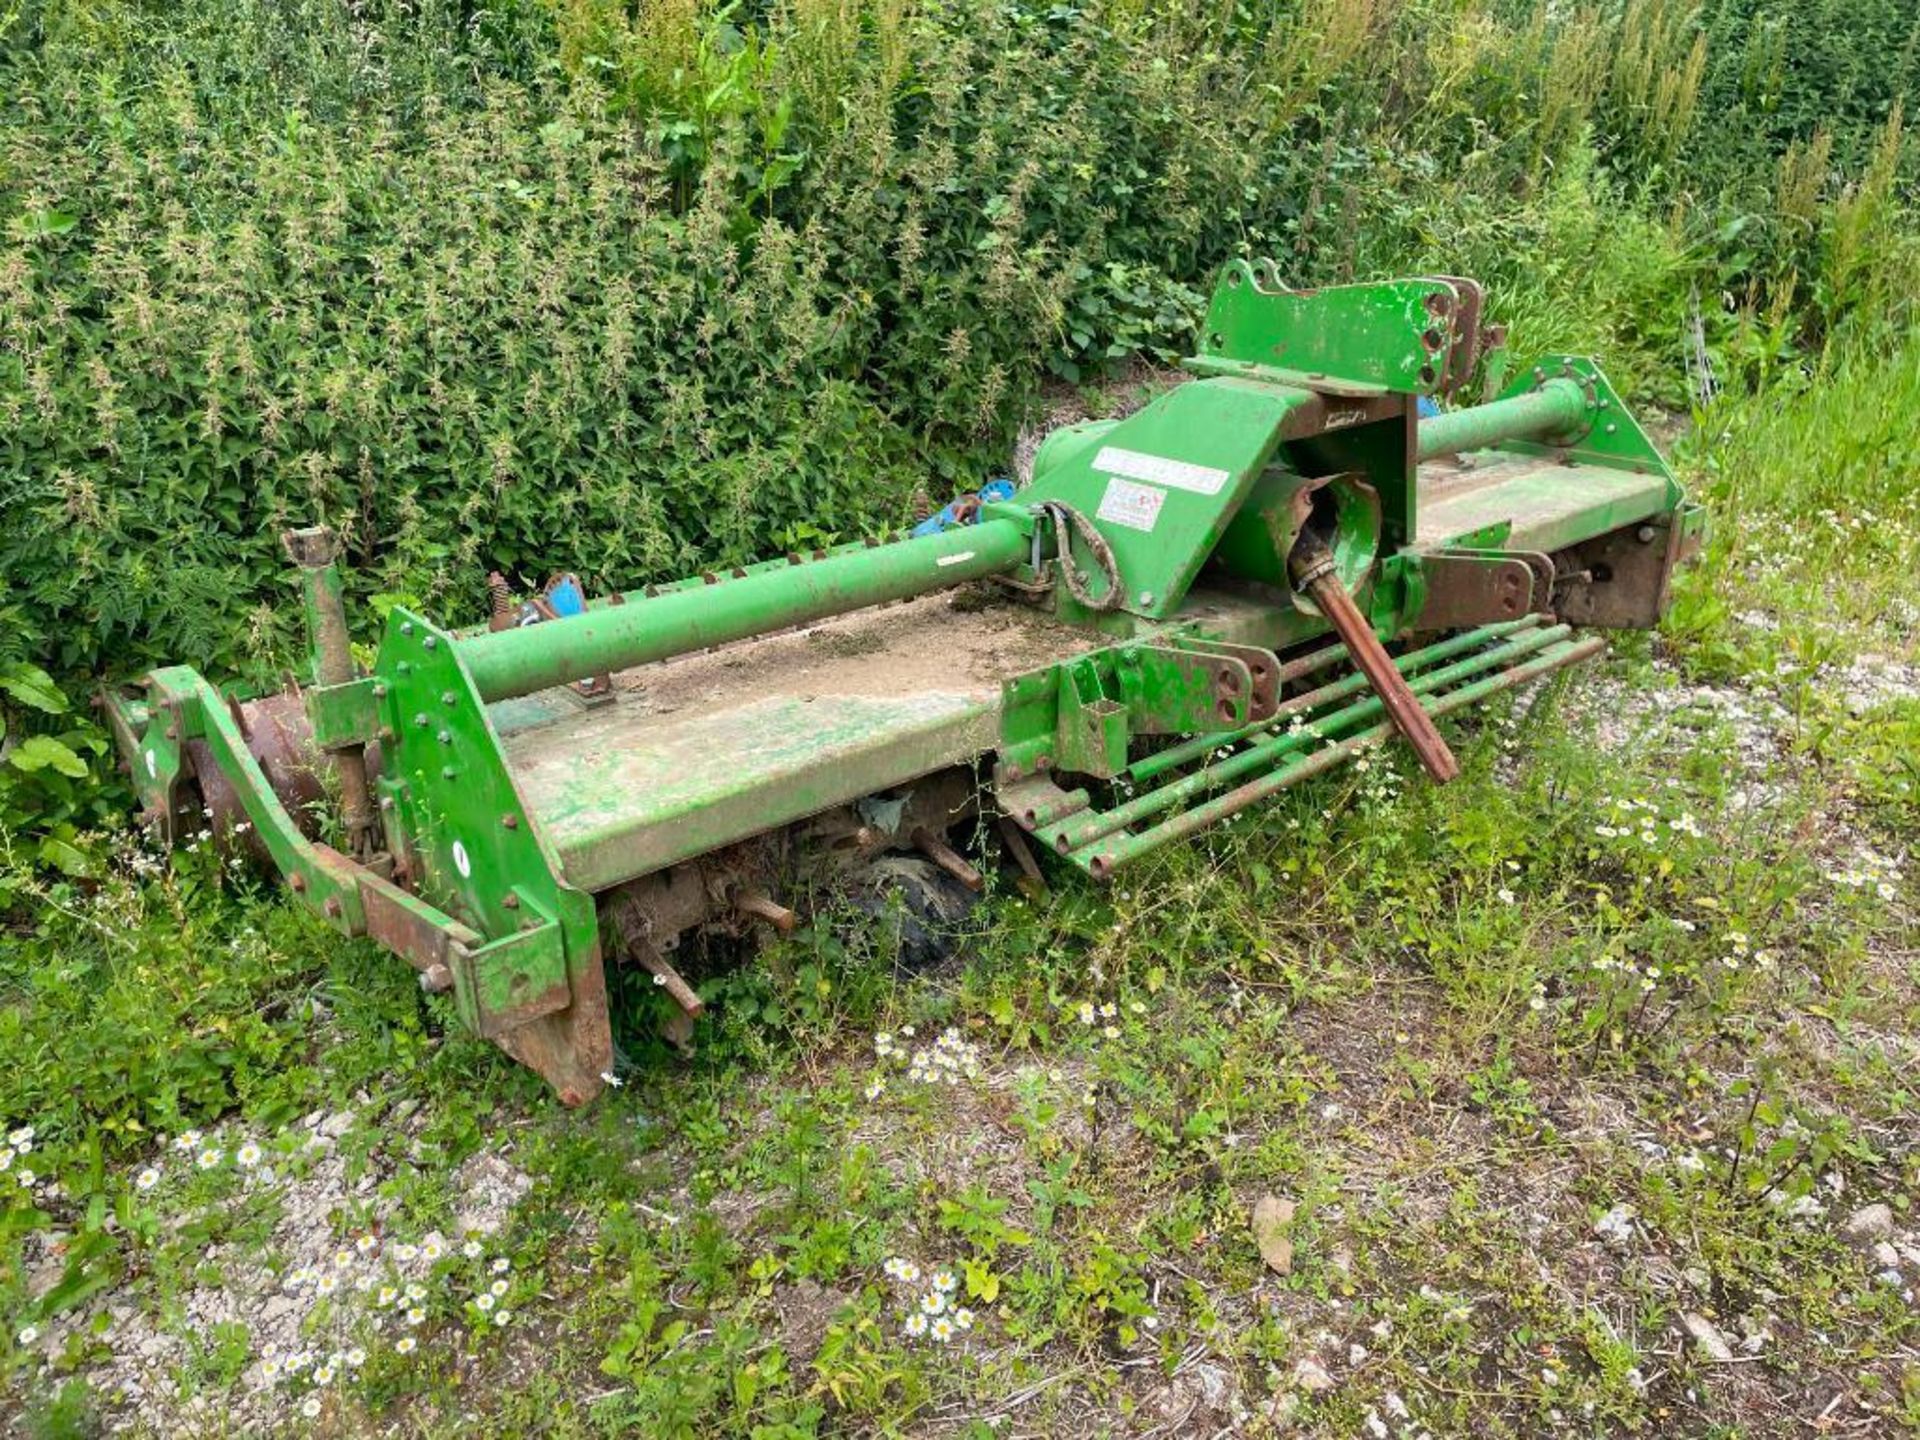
{"left": 110, "top": 668, "right": 365, "bottom": 929}
{"left": 1414, "top": 459, "right": 1673, "bottom": 554}
{"left": 305, "top": 676, "right": 384, "bottom": 751}
{"left": 998, "top": 635, "right": 1264, "bottom": 779}
{"left": 1416, "top": 377, "right": 1591, "bottom": 459}
{"left": 1190, "top": 265, "right": 1464, "bottom": 393}
{"left": 1079, "top": 634, "right": 1606, "bottom": 875}
{"left": 510, "top": 690, "right": 997, "bottom": 891}
{"left": 1022, "top": 378, "right": 1313, "bottom": 621}
{"left": 458, "top": 518, "right": 1033, "bottom": 704}
{"left": 1037, "top": 621, "right": 1580, "bottom": 864}
{"left": 371, "top": 609, "right": 597, "bottom": 1035}
{"left": 1420, "top": 358, "right": 1675, "bottom": 490}
{"left": 103, "top": 260, "right": 1707, "bottom": 1100}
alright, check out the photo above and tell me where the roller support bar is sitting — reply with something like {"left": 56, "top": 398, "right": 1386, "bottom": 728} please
{"left": 1415, "top": 376, "right": 1590, "bottom": 462}
{"left": 458, "top": 516, "right": 1033, "bottom": 703}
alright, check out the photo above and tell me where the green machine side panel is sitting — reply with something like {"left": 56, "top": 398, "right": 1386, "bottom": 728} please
{"left": 1020, "top": 378, "right": 1311, "bottom": 621}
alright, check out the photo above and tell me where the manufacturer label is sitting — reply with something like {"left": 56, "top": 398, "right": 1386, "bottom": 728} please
{"left": 1095, "top": 477, "right": 1167, "bottom": 533}
{"left": 936, "top": 550, "right": 976, "bottom": 568}
{"left": 1093, "top": 445, "right": 1231, "bottom": 496}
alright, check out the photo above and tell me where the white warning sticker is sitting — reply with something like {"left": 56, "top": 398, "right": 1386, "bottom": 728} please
{"left": 936, "top": 550, "right": 976, "bottom": 567}
{"left": 1093, "top": 445, "right": 1231, "bottom": 496}
{"left": 1096, "top": 477, "right": 1167, "bottom": 533}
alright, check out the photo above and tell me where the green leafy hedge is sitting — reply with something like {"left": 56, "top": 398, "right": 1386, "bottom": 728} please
{"left": 0, "top": 0, "right": 1914, "bottom": 689}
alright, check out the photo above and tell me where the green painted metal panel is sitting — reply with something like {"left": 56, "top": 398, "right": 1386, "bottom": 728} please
{"left": 509, "top": 691, "right": 997, "bottom": 890}
{"left": 1192, "top": 265, "right": 1463, "bottom": 392}
{"left": 370, "top": 610, "right": 604, "bottom": 1055}
{"left": 1414, "top": 458, "right": 1672, "bottom": 554}
{"left": 1021, "top": 378, "right": 1311, "bottom": 621}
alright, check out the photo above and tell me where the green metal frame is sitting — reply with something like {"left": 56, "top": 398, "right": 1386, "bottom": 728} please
{"left": 102, "top": 257, "right": 1703, "bottom": 1104}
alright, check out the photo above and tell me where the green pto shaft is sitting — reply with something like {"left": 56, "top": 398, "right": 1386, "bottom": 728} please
{"left": 458, "top": 518, "right": 1032, "bottom": 704}
{"left": 1416, "top": 376, "right": 1590, "bottom": 461}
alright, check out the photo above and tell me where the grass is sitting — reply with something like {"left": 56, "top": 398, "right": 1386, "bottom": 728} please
{"left": 0, "top": 330, "right": 1916, "bottom": 1436}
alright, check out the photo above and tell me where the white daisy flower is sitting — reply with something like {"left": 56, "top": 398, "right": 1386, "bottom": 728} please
{"left": 919, "top": 1291, "right": 947, "bottom": 1316}
{"left": 931, "top": 1270, "right": 957, "bottom": 1293}
{"left": 955, "top": 1307, "right": 975, "bottom": 1329}
{"left": 236, "top": 1143, "right": 263, "bottom": 1168}
{"left": 196, "top": 1147, "right": 222, "bottom": 1169}
{"left": 461, "top": 1240, "right": 482, "bottom": 1259}
{"left": 300, "top": 1397, "right": 321, "bottom": 1418}
{"left": 17, "top": 1324, "right": 39, "bottom": 1345}
{"left": 395, "top": 1336, "right": 417, "bottom": 1355}
{"left": 493, "top": 1310, "right": 512, "bottom": 1327}
{"left": 345, "top": 1347, "right": 366, "bottom": 1368}
{"left": 475, "top": 1292, "right": 496, "bottom": 1313}
{"left": 930, "top": 1315, "right": 955, "bottom": 1342}
{"left": 905, "top": 1314, "right": 928, "bottom": 1338}
{"left": 489, "top": 1279, "right": 509, "bottom": 1298}
{"left": 406, "top": 1307, "right": 425, "bottom": 1326}
{"left": 355, "top": 1233, "right": 378, "bottom": 1254}
{"left": 136, "top": 1167, "right": 162, "bottom": 1191}
{"left": 491, "top": 1257, "right": 510, "bottom": 1274}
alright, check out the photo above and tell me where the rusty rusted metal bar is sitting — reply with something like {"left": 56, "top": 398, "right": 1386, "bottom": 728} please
{"left": 734, "top": 890, "right": 798, "bottom": 933}
{"left": 283, "top": 527, "right": 383, "bottom": 859}
{"left": 913, "top": 827, "right": 985, "bottom": 892}
{"left": 1289, "top": 531, "right": 1459, "bottom": 784}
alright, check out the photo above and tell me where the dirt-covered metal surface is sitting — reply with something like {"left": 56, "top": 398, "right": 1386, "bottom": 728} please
{"left": 501, "top": 591, "right": 1100, "bottom": 888}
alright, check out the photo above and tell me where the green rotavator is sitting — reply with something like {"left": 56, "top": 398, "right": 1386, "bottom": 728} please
{"left": 105, "top": 265, "right": 1704, "bottom": 1101}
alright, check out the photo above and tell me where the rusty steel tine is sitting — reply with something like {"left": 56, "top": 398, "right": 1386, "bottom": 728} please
{"left": 913, "top": 827, "right": 985, "bottom": 892}
{"left": 1289, "top": 532, "right": 1459, "bottom": 784}
{"left": 633, "top": 935, "right": 704, "bottom": 1017}
{"left": 735, "top": 890, "right": 798, "bottom": 933}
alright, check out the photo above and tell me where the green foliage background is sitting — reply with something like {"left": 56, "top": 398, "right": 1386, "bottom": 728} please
{"left": 0, "top": 0, "right": 1916, "bottom": 688}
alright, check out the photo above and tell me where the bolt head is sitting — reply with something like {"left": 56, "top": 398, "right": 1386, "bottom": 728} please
{"left": 502, "top": 893, "right": 520, "bottom": 910}
{"left": 324, "top": 897, "right": 343, "bottom": 919}
{"left": 420, "top": 963, "right": 453, "bottom": 994}
{"left": 501, "top": 813, "right": 519, "bottom": 829}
